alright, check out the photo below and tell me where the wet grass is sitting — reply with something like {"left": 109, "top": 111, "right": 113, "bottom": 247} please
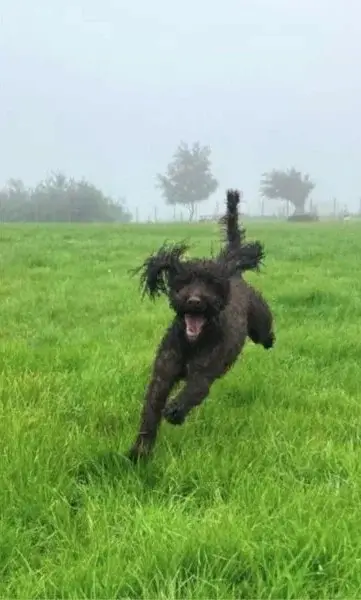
{"left": 0, "top": 219, "right": 360, "bottom": 598}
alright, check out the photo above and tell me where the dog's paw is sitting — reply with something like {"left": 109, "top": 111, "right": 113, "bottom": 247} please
{"left": 127, "top": 442, "right": 152, "bottom": 463}
{"left": 127, "top": 446, "right": 142, "bottom": 463}
{"left": 263, "top": 333, "right": 275, "bottom": 349}
{"left": 163, "top": 403, "right": 186, "bottom": 426}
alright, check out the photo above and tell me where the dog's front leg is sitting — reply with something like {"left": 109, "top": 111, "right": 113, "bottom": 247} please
{"left": 163, "top": 373, "right": 215, "bottom": 426}
{"left": 127, "top": 332, "right": 183, "bottom": 462}
{"left": 162, "top": 344, "right": 241, "bottom": 426}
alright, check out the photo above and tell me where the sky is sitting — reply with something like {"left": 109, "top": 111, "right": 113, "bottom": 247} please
{"left": 0, "top": 0, "right": 360, "bottom": 219}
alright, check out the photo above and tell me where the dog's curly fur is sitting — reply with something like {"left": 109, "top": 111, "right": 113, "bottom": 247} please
{"left": 128, "top": 189, "right": 275, "bottom": 461}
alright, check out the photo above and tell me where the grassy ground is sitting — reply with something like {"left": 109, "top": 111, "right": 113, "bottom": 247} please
{"left": 1, "top": 219, "right": 361, "bottom": 598}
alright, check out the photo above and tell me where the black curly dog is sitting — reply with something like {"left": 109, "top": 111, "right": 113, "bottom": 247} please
{"left": 128, "top": 189, "right": 275, "bottom": 461}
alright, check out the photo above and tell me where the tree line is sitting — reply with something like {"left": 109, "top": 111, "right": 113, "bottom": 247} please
{"left": 1, "top": 141, "right": 319, "bottom": 223}
{"left": 0, "top": 173, "right": 132, "bottom": 223}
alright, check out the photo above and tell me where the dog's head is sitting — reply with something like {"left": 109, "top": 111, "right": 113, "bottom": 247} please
{"left": 168, "top": 257, "right": 232, "bottom": 342}
{"left": 133, "top": 241, "right": 263, "bottom": 343}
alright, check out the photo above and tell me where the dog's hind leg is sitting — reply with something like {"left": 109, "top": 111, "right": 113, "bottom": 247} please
{"left": 247, "top": 287, "right": 275, "bottom": 350}
{"left": 127, "top": 331, "right": 183, "bottom": 462}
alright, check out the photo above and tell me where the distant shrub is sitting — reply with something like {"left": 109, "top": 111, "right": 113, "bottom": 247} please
{"left": 0, "top": 172, "right": 132, "bottom": 223}
{"left": 288, "top": 213, "right": 319, "bottom": 222}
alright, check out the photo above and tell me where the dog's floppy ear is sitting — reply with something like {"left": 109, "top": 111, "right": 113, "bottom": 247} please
{"left": 226, "top": 241, "right": 265, "bottom": 275}
{"left": 131, "top": 241, "right": 189, "bottom": 299}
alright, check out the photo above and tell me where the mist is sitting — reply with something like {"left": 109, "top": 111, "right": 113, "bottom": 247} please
{"left": 0, "top": 0, "right": 360, "bottom": 220}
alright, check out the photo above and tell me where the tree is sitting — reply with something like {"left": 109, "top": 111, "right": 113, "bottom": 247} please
{"left": 0, "top": 178, "right": 33, "bottom": 221}
{"left": 260, "top": 168, "right": 315, "bottom": 216}
{"left": 156, "top": 141, "right": 218, "bottom": 221}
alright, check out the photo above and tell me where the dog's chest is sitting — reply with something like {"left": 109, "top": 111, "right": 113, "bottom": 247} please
{"left": 183, "top": 343, "right": 221, "bottom": 376}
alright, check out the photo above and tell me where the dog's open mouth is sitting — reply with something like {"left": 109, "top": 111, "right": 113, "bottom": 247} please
{"left": 184, "top": 314, "right": 205, "bottom": 341}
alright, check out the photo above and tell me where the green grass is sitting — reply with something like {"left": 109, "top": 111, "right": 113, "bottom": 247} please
{"left": 1, "top": 219, "right": 361, "bottom": 598}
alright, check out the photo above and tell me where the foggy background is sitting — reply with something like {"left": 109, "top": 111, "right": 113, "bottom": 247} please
{"left": 0, "top": 0, "right": 360, "bottom": 220}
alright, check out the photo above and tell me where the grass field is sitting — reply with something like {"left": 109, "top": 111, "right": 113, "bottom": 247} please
{"left": 1, "top": 220, "right": 361, "bottom": 598}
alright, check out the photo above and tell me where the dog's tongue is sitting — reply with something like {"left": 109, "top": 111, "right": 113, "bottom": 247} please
{"left": 185, "top": 314, "right": 205, "bottom": 338}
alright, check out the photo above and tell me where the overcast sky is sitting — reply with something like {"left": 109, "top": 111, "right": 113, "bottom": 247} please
{"left": 0, "top": 0, "right": 360, "bottom": 218}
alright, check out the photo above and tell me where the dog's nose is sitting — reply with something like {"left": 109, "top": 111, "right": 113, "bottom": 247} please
{"left": 187, "top": 295, "right": 201, "bottom": 309}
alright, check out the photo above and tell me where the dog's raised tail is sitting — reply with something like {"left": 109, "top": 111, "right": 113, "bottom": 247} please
{"left": 219, "top": 189, "right": 265, "bottom": 273}
{"left": 220, "top": 189, "right": 246, "bottom": 251}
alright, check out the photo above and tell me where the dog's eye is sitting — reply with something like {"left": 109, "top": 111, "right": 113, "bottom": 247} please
{"left": 172, "top": 274, "right": 192, "bottom": 290}
{"left": 209, "top": 279, "right": 228, "bottom": 298}
{"left": 171, "top": 276, "right": 180, "bottom": 290}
